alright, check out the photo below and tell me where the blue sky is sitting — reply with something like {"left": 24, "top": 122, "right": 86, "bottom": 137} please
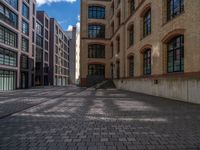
{"left": 36, "top": 0, "right": 80, "bottom": 31}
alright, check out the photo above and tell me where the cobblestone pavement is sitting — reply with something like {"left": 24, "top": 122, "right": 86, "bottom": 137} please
{"left": 0, "top": 86, "right": 200, "bottom": 150}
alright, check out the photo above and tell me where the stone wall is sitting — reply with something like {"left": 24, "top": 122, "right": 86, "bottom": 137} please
{"left": 114, "top": 78, "right": 200, "bottom": 104}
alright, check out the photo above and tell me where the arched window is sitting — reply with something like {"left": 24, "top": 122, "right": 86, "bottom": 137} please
{"left": 88, "top": 24, "right": 105, "bottom": 38}
{"left": 128, "top": 56, "right": 134, "bottom": 77}
{"left": 143, "top": 9, "right": 151, "bottom": 37}
{"left": 167, "top": 35, "right": 184, "bottom": 73}
{"left": 88, "top": 6, "right": 105, "bottom": 19}
{"left": 167, "top": 0, "right": 184, "bottom": 21}
{"left": 143, "top": 49, "right": 151, "bottom": 75}
{"left": 88, "top": 44, "right": 105, "bottom": 58}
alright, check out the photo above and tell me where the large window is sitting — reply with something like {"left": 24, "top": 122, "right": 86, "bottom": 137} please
{"left": 0, "top": 25, "right": 17, "bottom": 48}
{"left": 88, "top": 6, "right": 105, "bottom": 19}
{"left": 0, "top": 70, "right": 16, "bottom": 91}
{"left": 4, "top": 0, "right": 18, "bottom": 10}
{"left": 88, "top": 64, "right": 105, "bottom": 76}
{"left": 22, "top": 37, "right": 29, "bottom": 52}
{"left": 0, "top": 47, "right": 17, "bottom": 67}
{"left": 88, "top": 24, "right": 105, "bottom": 38}
{"left": 143, "top": 10, "right": 151, "bottom": 37}
{"left": 128, "top": 56, "right": 134, "bottom": 77}
{"left": 116, "top": 36, "right": 120, "bottom": 53}
{"left": 167, "top": 0, "right": 184, "bottom": 21}
{"left": 36, "top": 35, "right": 43, "bottom": 48}
{"left": 0, "top": 3, "right": 18, "bottom": 28}
{"left": 88, "top": 44, "right": 105, "bottom": 58}
{"left": 22, "top": 20, "right": 29, "bottom": 35}
{"left": 143, "top": 49, "right": 151, "bottom": 75}
{"left": 22, "top": 3, "right": 29, "bottom": 19}
{"left": 167, "top": 35, "right": 184, "bottom": 73}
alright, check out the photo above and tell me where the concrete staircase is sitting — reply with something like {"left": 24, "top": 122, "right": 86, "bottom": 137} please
{"left": 93, "top": 80, "right": 116, "bottom": 89}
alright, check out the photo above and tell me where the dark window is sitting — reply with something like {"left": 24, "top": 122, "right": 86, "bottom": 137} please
{"left": 45, "top": 52, "right": 48, "bottom": 61}
{"left": 88, "top": 6, "right": 105, "bottom": 19}
{"left": 32, "top": 44, "right": 34, "bottom": 57}
{"left": 36, "top": 48, "right": 42, "bottom": 62}
{"left": 0, "top": 25, "right": 17, "bottom": 48}
{"left": 45, "top": 30, "right": 48, "bottom": 39}
{"left": 116, "top": 36, "right": 120, "bottom": 53}
{"left": 116, "top": 61, "right": 120, "bottom": 79}
{"left": 36, "top": 35, "right": 43, "bottom": 48}
{"left": 45, "top": 41, "right": 48, "bottom": 50}
{"left": 111, "top": 43, "right": 113, "bottom": 58}
{"left": 88, "top": 64, "right": 105, "bottom": 76}
{"left": 117, "top": 12, "right": 121, "bottom": 28}
{"left": 32, "top": 3, "right": 35, "bottom": 15}
{"left": 0, "top": 47, "right": 17, "bottom": 66}
{"left": 129, "top": 56, "right": 134, "bottom": 77}
{"left": 0, "top": 70, "right": 16, "bottom": 91}
{"left": 167, "top": 0, "right": 184, "bottom": 20}
{"left": 22, "top": 20, "right": 29, "bottom": 35}
{"left": 167, "top": 35, "right": 184, "bottom": 73}
{"left": 128, "top": 25, "right": 134, "bottom": 46}
{"left": 130, "top": 0, "right": 135, "bottom": 15}
{"left": 88, "top": 24, "right": 105, "bottom": 38}
{"left": 4, "top": 0, "right": 18, "bottom": 10}
{"left": 22, "top": 3, "right": 29, "bottom": 19}
{"left": 143, "top": 49, "right": 151, "bottom": 75}
{"left": 0, "top": 3, "right": 18, "bottom": 28}
{"left": 22, "top": 37, "right": 29, "bottom": 52}
{"left": 21, "top": 54, "right": 28, "bottom": 69}
{"left": 36, "top": 22, "right": 43, "bottom": 36}
{"left": 143, "top": 10, "right": 151, "bottom": 37}
{"left": 32, "top": 31, "right": 34, "bottom": 42}
{"left": 32, "top": 17, "right": 35, "bottom": 29}
{"left": 88, "top": 44, "right": 105, "bottom": 58}
{"left": 45, "top": 18, "right": 48, "bottom": 28}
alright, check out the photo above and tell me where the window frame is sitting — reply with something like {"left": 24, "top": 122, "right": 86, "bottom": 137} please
{"left": 88, "top": 6, "right": 105, "bottom": 19}
{"left": 143, "top": 49, "right": 151, "bottom": 75}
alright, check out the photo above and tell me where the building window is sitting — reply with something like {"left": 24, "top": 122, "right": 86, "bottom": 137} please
{"left": 36, "top": 35, "right": 43, "bottom": 48}
{"left": 117, "top": 11, "right": 121, "bottom": 28}
{"left": 21, "top": 54, "right": 28, "bottom": 69}
{"left": 0, "top": 47, "right": 17, "bottom": 67}
{"left": 143, "top": 10, "right": 151, "bottom": 37}
{"left": 0, "top": 25, "right": 17, "bottom": 48}
{"left": 32, "top": 31, "right": 35, "bottom": 42}
{"left": 45, "top": 30, "right": 48, "bottom": 39}
{"left": 167, "top": 35, "right": 184, "bottom": 73}
{"left": 116, "top": 36, "right": 120, "bottom": 53}
{"left": 32, "top": 3, "right": 35, "bottom": 15}
{"left": 22, "top": 37, "right": 29, "bottom": 52}
{"left": 0, "top": 70, "right": 16, "bottom": 91}
{"left": 111, "top": 43, "right": 113, "bottom": 58}
{"left": 88, "top": 44, "right": 105, "bottom": 58}
{"left": 88, "top": 24, "right": 105, "bottom": 38}
{"left": 45, "top": 52, "right": 48, "bottom": 61}
{"left": 143, "top": 49, "right": 151, "bottom": 75}
{"left": 167, "top": 0, "right": 184, "bottom": 21}
{"left": 36, "top": 22, "right": 43, "bottom": 36}
{"left": 88, "top": 6, "right": 105, "bottom": 19}
{"left": 130, "top": 0, "right": 135, "bottom": 15}
{"left": 4, "top": 0, "right": 18, "bottom": 10}
{"left": 0, "top": 3, "right": 18, "bottom": 28}
{"left": 22, "top": 20, "right": 29, "bottom": 35}
{"left": 88, "top": 64, "right": 105, "bottom": 76}
{"left": 128, "top": 56, "right": 134, "bottom": 77}
{"left": 116, "top": 61, "right": 120, "bottom": 79}
{"left": 32, "top": 17, "right": 35, "bottom": 29}
{"left": 45, "top": 18, "right": 48, "bottom": 28}
{"left": 22, "top": 3, "right": 29, "bottom": 19}
{"left": 128, "top": 25, "right": 134, "bottom": 46}
{"left": 45, "top": 41, "right": 48, "bottom": 50}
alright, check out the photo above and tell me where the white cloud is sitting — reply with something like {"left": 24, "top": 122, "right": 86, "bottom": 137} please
{"left": 36, "top": 0, "right": 76, "bottom": 6}
{"left": 67, "top": 25, "right": 73, "bottom": 31}
{"left": 77, "top": 15, "right": 80, "bottom": 21}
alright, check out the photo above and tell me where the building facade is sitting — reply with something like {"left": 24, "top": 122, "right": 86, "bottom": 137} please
{"left": 0, "top": 0, "right": 36, "bottom": 90}
{"left": 65, "top": 27, "right": 76, "bottom": 84}
{"left": 49, "top": 18, "right": 69, "bottom": 86}
{"left": 80, "top": 0, "right": 200, "bottom": 103}
{"left": 80, "top": 0, "right": 112, "bottom": 87}
{"left": 35, "top": 11, "right": 50, "bottom": 86}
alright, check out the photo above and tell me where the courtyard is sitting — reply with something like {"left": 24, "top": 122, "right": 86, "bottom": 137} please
{"left": 0, "top": 86, "right": 200, "bottom": 150}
